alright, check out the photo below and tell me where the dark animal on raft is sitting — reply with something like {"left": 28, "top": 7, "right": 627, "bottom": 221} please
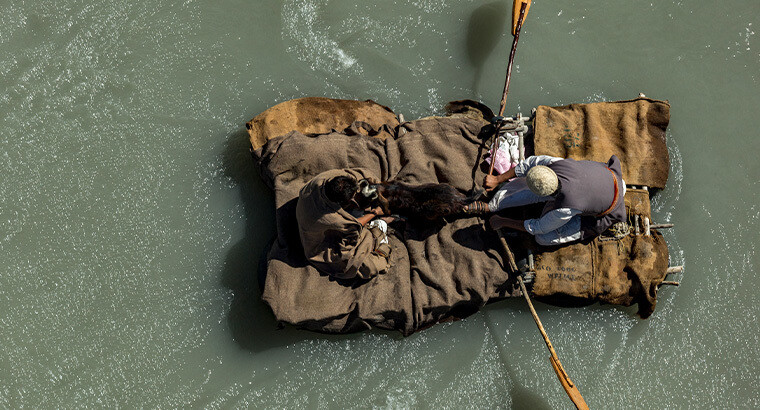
{"left": 373, "top": 181, "right": 476, "bottom": 220}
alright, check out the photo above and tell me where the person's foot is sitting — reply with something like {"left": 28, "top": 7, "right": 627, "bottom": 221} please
{"left": 463, "top": 201, "right": 490, "bottom": 215}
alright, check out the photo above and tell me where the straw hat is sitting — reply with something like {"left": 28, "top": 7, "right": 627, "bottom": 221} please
{"left": 526, "top": 165, "right": 558, "bottom": 197}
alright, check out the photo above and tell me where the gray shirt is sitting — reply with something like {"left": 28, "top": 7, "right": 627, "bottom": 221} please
{"left": 515, "top": 155, "right": 625, "bottom": 235}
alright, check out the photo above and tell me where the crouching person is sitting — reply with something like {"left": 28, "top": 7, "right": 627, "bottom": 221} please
{"left": 296, "top": 168, "right": 394, "bottom": 280}
{"left": 468, "top": 155, "right": 626, "bottom": 246}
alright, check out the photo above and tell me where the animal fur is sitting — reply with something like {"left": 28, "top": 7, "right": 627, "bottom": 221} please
{"left": 375, "top": 181, "right": 475, "bottom": 220}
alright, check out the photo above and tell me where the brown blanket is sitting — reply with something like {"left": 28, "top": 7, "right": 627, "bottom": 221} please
{"left": 528, "top": 98, "right": 672, "bottom": 317}
{"left": 247, "top": 97, "right": 398, "bottom": 151}
{"left": 255, "top": 117, "right": 520, "bottom": 335}
{"left": 250, "top": 97, "right": 672, "bottom": 334}
{"left": 529, "top": 230, "right": 669, "bottom": 318}
{"left": 533, "top": 97, "right": 670, "bottom": 188}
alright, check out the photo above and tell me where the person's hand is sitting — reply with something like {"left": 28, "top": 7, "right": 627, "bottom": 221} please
{"left": 369, "top": 206, "right": 386, "bottom": 216}
{"left": 484, "top": 174, "right": 500, "bottom": 191}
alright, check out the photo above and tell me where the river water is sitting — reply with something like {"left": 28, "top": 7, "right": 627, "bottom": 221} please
{"left": 1, "top": 0, "right": 758, "bottom": 408}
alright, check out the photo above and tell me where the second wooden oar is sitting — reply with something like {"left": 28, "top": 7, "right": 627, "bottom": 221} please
{"left": 516, "top": 276, "right": 589, "bottom": 410}
{"left": 499, "top": 0, "right": 530, "bottom": 117}
{"left": 494, "top": 227, "right": 588, "bottom": 409}
{"left": 488, "top": 0, "right": 531, "bottom": 175}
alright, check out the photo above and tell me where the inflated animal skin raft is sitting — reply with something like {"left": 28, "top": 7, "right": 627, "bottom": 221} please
{"left": 247, "top": 96, "right": 678, "bottom": 335}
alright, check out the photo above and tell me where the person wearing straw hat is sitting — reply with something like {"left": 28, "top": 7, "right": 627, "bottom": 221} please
{"left": 466, "top": 155, "right": 626, "bottom": 246}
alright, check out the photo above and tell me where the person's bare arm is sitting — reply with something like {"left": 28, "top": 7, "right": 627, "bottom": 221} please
{"left": 356, "top": 206, "right": 385, "bottom": 226}
{"left": 489, "top": 215, "right": 527, "bottom": 232}
{"left": 484, "top": 167, "right": 517, "bottom": 191}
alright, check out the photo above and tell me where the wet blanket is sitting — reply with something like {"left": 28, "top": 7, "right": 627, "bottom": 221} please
{"left": 250, "top": 97, "right": 672, "bottom": 334}
{"left": 254, "top": 117, "right": 520, "bottom": 335}
{"left": 529, "top": 230, "right": 669, "bottom": 318}
{"left": 247, "top": 97, "right": 398, "bottom": 151}
{"left": 533, "top": 97, "right": 670, "bottom": 188}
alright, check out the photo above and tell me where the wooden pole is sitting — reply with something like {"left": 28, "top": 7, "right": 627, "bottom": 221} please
{"left": 517, "top": 276, "right": 590, "bottom": 410}
{"left": 498, "top": 1, "right": 529, "bottom": 117}
{"left": 488, "top": 1, "right": 529, "bottom": 176}
{"left": 497, "top": 230, "right": 519, "bottom": 273}
{"left": 494, "top": 229, "right": 588, "bottom": 409}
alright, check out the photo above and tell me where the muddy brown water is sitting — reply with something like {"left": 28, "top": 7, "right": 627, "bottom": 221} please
{"left": 1, "top": 0, "right": 759, "bottom": 407}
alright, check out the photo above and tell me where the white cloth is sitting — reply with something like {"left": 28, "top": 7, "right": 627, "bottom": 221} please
{"left": 524, "top": 208, "right": 581, "bottom": 235}
{"left": 513, "top": 155, "right": 563, "bottom": 177}
{"left": 529, "top": 215, "right": 583, "bottom": 246}
{"left": 368, "top": 219, "right": 389, "bottom": 244}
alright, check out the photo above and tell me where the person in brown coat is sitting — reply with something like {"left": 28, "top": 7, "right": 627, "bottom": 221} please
{"left": 296, "top": 168, "right": 394, "bottom": 280}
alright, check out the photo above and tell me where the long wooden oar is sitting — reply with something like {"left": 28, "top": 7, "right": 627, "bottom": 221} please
{"left": 517, "top": 276, "right": 589, "bottom": 410}
{"left": 487, "top": 2, "right": 588, "bottom": 407}
{"left": 499, "top": 0, "right": 530, "bottom": 117}
{"left": 488, "top": 0, "right": 531, "bottom": 175}
{"left": 495, "top": 231, "right": 588, "bottom": 409}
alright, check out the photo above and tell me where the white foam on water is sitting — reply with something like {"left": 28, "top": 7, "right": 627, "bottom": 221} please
{"left": 282, "top": 0, "right": 362, "bottom": 75}
{"left": 0, "top": 0, "right": 243, "bottom": 406}
{"left": 411, "top": 0, "right": 449, "bottom": 14}
{"left": 2, "top": 0, "right": 760, "bottom": 408}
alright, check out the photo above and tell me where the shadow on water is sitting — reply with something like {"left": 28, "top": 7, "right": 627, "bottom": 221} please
{"left": 220, "top": 128, "right": 412, "bottom": 352}
{"left": 466, "top": 1, "right": 509, "bottom": 95}
{"left": 484, "top": 300, "right": 554, "bottom": 410}
{"left": 510, "top": 380, "right": 554, "bottom": 410}
{"left": 220, "top": 127, "right": 308, "bottom": 353}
